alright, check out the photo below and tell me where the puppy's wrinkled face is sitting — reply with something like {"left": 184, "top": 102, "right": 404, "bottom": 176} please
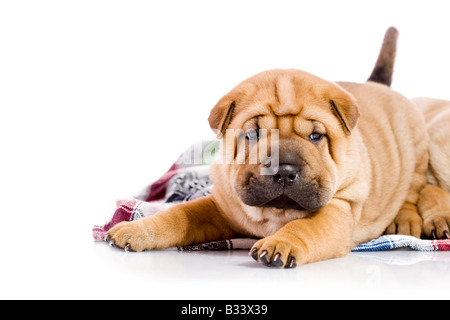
{"left": 209, "top": 69, "right": 360, "bottom": 219}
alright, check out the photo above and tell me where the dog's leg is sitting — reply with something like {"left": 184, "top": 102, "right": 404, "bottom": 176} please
{"left": 386, "top": 115, "right": 430, "bottom": 238}
{"left": 107, "top": 195, "right": 236, "bottom": 251}
{"left": 385, "top": 202, "right": 423, "bottom": 238}
{"left": 385, "top": 162, "right": 427, "bottom": 237}
{"left": 385, "top": 168, "right": 428, "bottom": 239}
{"left": 417, "top": 184, "right": 450, "bottom": 239}
{"left": 250, "top": 199, "right": 353, "bottom": 268}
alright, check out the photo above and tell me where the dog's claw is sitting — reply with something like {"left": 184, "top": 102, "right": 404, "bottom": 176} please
{"left": 259, "top": 251, "right": 270, "bottom": 266}
{"left": 286, "top": 256, "right": 297, "bottom": 268}
{"left": 124, "top": 243, "right": 131, "bottom": 252}
{"left": 105, "top": 234, "right": 117, "bottom": 248}
{"left": 431, "top": 230, "right": 437, "bottom": 240}
{"left": 271, "top": 253, "right": 283, "bottom": 268}
{"left": 250, "top": 248, "right": 258, "bottom": 261}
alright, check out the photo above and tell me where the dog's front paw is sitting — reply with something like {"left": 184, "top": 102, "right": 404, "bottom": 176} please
{"left": 106, "top": 220, "right": 154, "bottom": 252}
{"left": 423, "top": 212, "right": 450, "bottom": 239}
{"left": 250, "top": 236, "right": 301, "bottom": 268}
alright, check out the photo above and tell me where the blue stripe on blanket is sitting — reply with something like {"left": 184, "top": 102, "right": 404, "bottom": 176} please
{"left": 352, "top": 235, "right": 436, "bottom": 252}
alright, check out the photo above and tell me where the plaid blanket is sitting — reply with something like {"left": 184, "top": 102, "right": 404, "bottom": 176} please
{"left": 93, "top": 140, "right": 450, "bottom": 252}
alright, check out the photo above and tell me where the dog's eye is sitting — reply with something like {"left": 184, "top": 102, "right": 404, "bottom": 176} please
{"left": 309, "top": 132, "right": 324, "bottom": 143}
{"left": 245, "top": 129, "right": 260, "bottom": 141}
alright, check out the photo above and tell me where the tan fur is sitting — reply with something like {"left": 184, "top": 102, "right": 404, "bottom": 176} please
{"left": 410, "top": 97, "right": 450, "bottom": 238}
{"left": 418, "top": 184, "right": 450, "bottom": 239}
{"left": 108, "top": 196, "right": 236, "bottom": 250}
{"left": 108, "top": 68, "right": 431, "bottom": 267}
{"left": 413, "top": 98, "right": 450, "bottom": 191}
{"left": 358, "top": 27, "right": 450, "bottom": 240}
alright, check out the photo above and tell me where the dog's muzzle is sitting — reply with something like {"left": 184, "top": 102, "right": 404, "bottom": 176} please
{"left": 236, "top": 148, "right": 331, "bottom": 212}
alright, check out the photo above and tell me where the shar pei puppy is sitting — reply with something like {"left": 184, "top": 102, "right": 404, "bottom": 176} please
{"left": 107, "top": 28, "right": 443, "bottom": 268}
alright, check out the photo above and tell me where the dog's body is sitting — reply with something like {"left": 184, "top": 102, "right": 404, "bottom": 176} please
{"left": 411, "top": 98, "right": 450, "bottom": 238}
{"left": 365, "top": 28, "right": 450, "bottom": 240}
{"left": 106, "top": 28, "right": 446, "bottom": 267}
{"left": 413, "top": 97, "right": 450, "bottom": 191}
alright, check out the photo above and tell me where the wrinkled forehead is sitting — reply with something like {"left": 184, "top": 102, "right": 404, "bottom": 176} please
{"left": 229, "top": 71, "right": 336, "bottom": 129}
{"left": 233, "top": 70, "right": 333, "bottom": 117}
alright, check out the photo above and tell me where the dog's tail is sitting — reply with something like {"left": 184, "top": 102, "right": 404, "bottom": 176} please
{"left": 367, "top": 27, "right": 399, "bottom": 87}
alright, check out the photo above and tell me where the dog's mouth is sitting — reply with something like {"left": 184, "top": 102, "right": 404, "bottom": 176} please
{"left": 259, "top": 195, "right": 307, "bottom": 211}
{"left": 236, "top": 179, "right": 330, "bottom": 212}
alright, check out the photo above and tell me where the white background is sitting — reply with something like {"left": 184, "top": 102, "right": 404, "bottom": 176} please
{"left": 1, "top": 0, "right": 450, "bottom": 300}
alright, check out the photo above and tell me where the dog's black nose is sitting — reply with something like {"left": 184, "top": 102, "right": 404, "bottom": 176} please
{"left": 273, "top": 164, "right": 299, "bottom": 185}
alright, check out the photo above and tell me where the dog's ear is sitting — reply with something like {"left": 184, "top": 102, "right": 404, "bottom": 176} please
{"left": 328, "top": 89, "right": 360, "bottom": 136}
{"left": 208, "top": 94, "right": 237, "bottom": 138}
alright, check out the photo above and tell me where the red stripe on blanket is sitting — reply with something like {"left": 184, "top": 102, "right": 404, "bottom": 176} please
{"left": 145, "top": 163, "right": 179, "bottom": 202}
{"left": 434, "top": 239, "right": 450, "bottom": 251}
{"left": 102, "top": 200, "right": 137, "bottom": 231}
{"left": 92, "top": 199, "right": 140, "bottom": 240}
